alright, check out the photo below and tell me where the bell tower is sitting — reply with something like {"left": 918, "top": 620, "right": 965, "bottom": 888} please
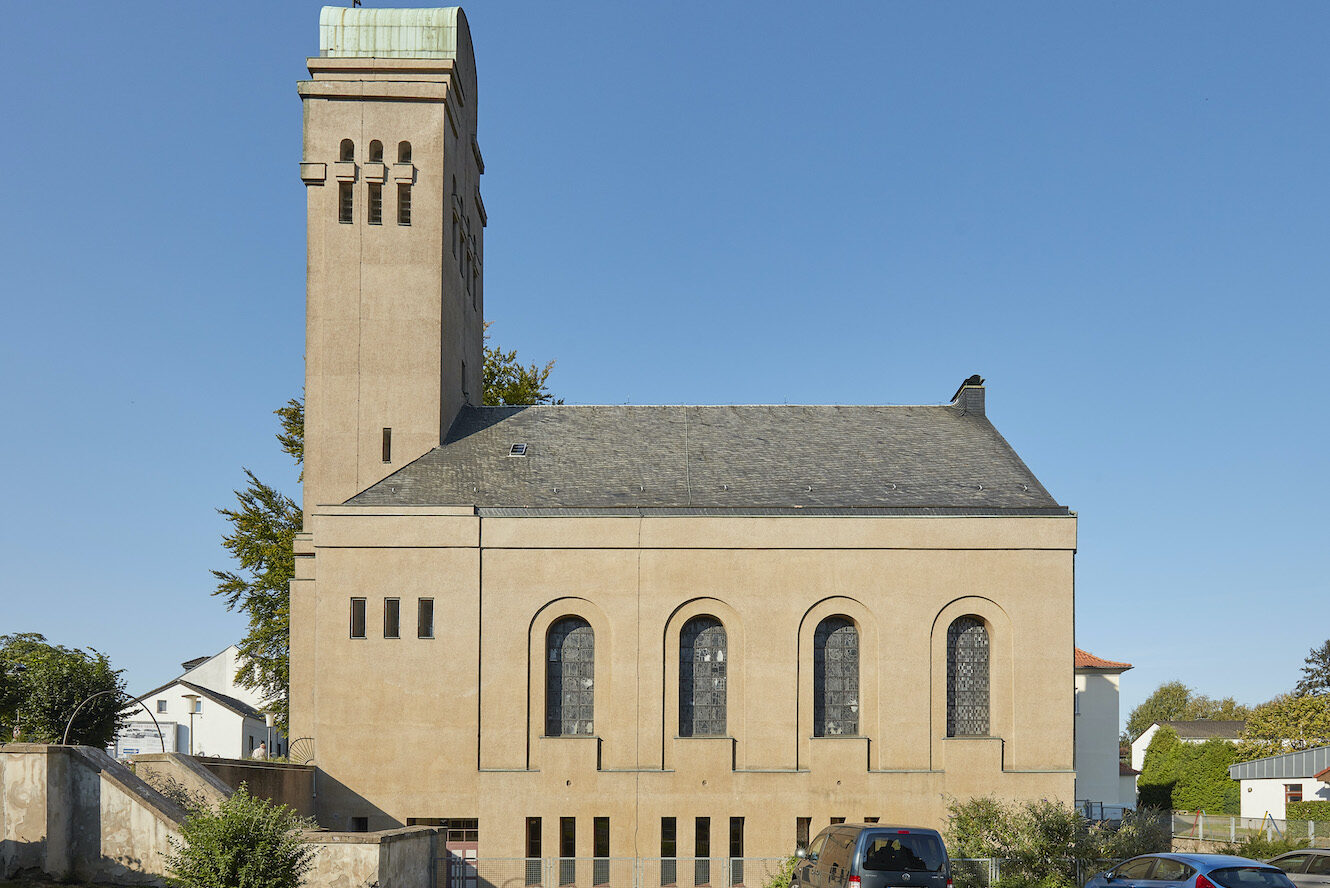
{"left": 298, "top": 6, "right": 485, "bottom": 518}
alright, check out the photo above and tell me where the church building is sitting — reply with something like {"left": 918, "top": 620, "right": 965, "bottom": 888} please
{"left": 290, "top": 6, "right": 1077, "bottom": 867}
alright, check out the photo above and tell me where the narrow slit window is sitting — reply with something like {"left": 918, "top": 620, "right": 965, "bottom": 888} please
{"left": 729, "top": 818, "right": 744, "bottom": 887}
{"left": 382, "top": 427, "right": 392, "bottom": 463}
{"left": 368, "top": 182, "right": 383, "bottom": 225}
{"left": 339, "top": 182, "right": 353, "bottom": 223}
{"left": 661, "top": 817, "right": 677, "bottom": 887}
{"left": 694, "top": 818, "right": 711, "bottom": 887}
{"left": 398, "top": 183, "right": 412, "bottom": 225}
{"left": 418, "top": 598, "right": 435, "bottom": 638}
{"left": 593, "top": 817, "right": 610, "bottom": 886}
{"left": 830, "top": 817, "right": 845, "bottom": 825}
{"left": 384, "top": 598, "right": 400, "bottom": 639}
{"left": 795, "top": 818, "right": 810, "bottom": 851}
{"left": 526, "top": 818, "right": 542, "bottom": 887}
{"left": 350, "top": 598, "right": 366, "bottom": 638}
{"left": 559, "top": 817, "right": 576, "bottom": 886}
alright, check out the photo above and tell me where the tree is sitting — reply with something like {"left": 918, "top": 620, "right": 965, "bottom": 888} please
{"left": 1136, "top": 727, "right": 1240, "bottom": 813}
{"left": 0, "top": 633, "right": 127, "bottom": 746}
{"left": 215, "top": 331, "right": 557, "bottom": 733}
{"left": 483, "top": 322, "right": 562, "bottom": 406}
{"left": 165, "top": 784, "right": 317, "bottom": 888}
{"left": 1234, "top": 693, "right": 1330, "bottom": 762}
{"left": 1123, "top": 680, "right": 1251, "bottom": 742}
{"left": 1295, "top": 639, "right": 1330, "bottom": 697}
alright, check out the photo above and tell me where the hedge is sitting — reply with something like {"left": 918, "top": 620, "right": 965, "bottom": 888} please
{"left": 1287, "top": 800, "right": 1330, "bottom": 821}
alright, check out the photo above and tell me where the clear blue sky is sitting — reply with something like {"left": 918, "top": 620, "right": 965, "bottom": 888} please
{"left": 2, "top": 3, "right": 1327, "bottom": 730}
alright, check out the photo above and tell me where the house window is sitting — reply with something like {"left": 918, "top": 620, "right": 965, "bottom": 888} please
{"left": 680, "top": 616, "right": 727, "bottom": 737}
{"left": 593, "top": 817, "right": 610, "bottom": 886}
{"left": 729, "top": 818, "right": 744, "bottom": 887}
{"left": 189, "top": 698, "right": 203, "bottom": 714}
{"left": 694, "top": 817, "right": 711, "bottom": 887}
{"left": 947, "top": 616, "right": 990, "bottom": 737}
{"left": 398, "top": 183, "right": 412, "bottom": 225}
{"left": 829, "top": 817, "right": 845, "bottom": 825}
{"left": 382, "top": 427, "right": 392, "bottom": 462}
{"left": 156, "top": 699, "right": 167, "bottom": 713}
{"left": 546, "top": 617, "right": 594, "bottom": 736}
{"left": 368, "top": 140, "right": 383, "bottom": 163}
{"left": 398, "top": 141, "right": 412, "bottom": 163}
{"left": 368, "top": 182, "right": 383, "bottom": 225}
{"left": 418, "top": 598, "right": 435, "bottom": 639}
{"left": 339, "top": 182, "right": 353, "bottom": 223}
{"left": 351, "top": 816, "right": 369, "bottom": 832}
{"left": 661, "top": 818, "right": 677, "bottom": 886}
{"left": 385, "top": 598, "right": 401, "bottom": 639}
{"left": 350, "top": 598, "right": 367, "bottom": 638}
{"left": 813, "top": 616, "right": 859, "bottom": 736}
{"left": 795, "top": 818, "right": 810, "bottom": 852}
{"left": 559, "top": 817, "right": 576, "bottom": 886}
{"left": 339, "top": 139, "right": 354, "bottom": 162}
{"left": 864, "top": 817, "right": 879, "bottom": 824}
{"left": 526, "top": 817, "right": 542, "bottom": 887}
{"left": 1286, "top": 783, "right": 1303, "bottom": 805}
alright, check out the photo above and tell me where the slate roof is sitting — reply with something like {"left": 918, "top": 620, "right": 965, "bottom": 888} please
{"left": 1157, "top": 719, "right": 1247, "bottom": 740}
{"left": 1075, "top": 648, "right": 1133, "bottom": 671}
{"left": 134, "top": 680, "right": 265, "bottom": 721}
{"left": 348, "top": 403, "right": 1066, "bottom": 513}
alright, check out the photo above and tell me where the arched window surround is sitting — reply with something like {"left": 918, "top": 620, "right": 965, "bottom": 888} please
{"left": 526, "top": 599, "right": 612, "bottom": 766}
{"left": 796, "top": 596, "right": 879, "bottom": 768}
{"left": 929, "top": 597, "right": 1013, "bottom": 762}
{"left": 662, "top": 598, "right": 745, "bottom": 768}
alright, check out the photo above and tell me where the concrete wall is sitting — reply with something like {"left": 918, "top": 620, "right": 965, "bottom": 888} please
{"left": 197, "top": 757, "right": 316, "bottom": 818}
{"left": 130, "top": 753, "right": 232, "bottom": 810}
{"left": 305, "top": 826, "right": 437, "bottom": 888}
{"left": 0, "top": 744, "right": 187, "bottom": 885}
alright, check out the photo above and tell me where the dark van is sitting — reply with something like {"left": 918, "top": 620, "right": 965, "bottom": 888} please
{"left": 793, "top": 824, "right": 952, "bottom": 888}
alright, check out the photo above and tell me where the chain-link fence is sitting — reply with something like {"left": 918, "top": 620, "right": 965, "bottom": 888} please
{"left": 1171, "top": 812, "right": 1330, "bottom": 844}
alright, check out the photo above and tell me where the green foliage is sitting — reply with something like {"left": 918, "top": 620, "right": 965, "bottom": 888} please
{"left": 1286, "top": 800, "right": 1330, "bottom": 820}
{"left": 1235, "top": 693, "right": 1330, "bottom": 762}
{"left": 1124, "top": 681, "right": 1251, "bottom": 743}
{"left": 483, "top": 322, "right": 561, "bottom": 406}
{"left": 945, "top": 797, "right": 1166, "bottom": 888}
{"left": 1137, "top": 729, "right": 1239, "bottom": 813}
{"left": 762, "top": 855, "right": 799, "bottom": 888}
{"left": 165, "top": 784, "right": 316, "bottom": 888}
{"left": 0, "top": 633, "right": 127, "bottom": 746}
{"left": 1295, "top": 640, "right": 1330, "bottom": 697}
{"left": 1213, "top": 833, "right": 1308, "bottom": 858}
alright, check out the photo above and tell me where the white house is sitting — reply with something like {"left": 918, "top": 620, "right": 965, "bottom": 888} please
{"left": 1228, "top": 745, "right": 1330, "bottom": 820}
{"left": 1074, "top": 647, "right": 1135, "bottom": 816}
{"left": 1130, "top": 719, "right": 1246, "bottom": 772}
{"left": 111, "top": 645, "right": 286, "bottom": 760}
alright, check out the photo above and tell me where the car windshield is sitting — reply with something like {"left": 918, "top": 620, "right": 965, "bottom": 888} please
{"left": 1208, "top": 868, "right": 1295, "bottom": 888}
{"left": 862, "top": 835, "right": 946, "bottom": 873}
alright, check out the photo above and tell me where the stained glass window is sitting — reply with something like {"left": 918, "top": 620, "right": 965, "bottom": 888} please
{"left": 547, "top": 617, "right": 594, "bottom": 736}
{"left": 947, "top": 616, "right": 990, "bottom": 736}
{"left": 679, "top": 616, "right": 727, "bottom": 737}
{"left": 813, "top": 616, "right": 859, "bottom": 736}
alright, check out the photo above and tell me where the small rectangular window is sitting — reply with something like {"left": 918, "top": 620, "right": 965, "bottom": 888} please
{"left": 796, "top": 818, "right": 810, "bottom": 851}
{"left": 1286, "top": 783, "right": 1303, "bottom": 804}
{"left": 559, "top": 817, "right": 576, "bottom": 886}
{"left": 339, "top": 181, "right": 353, "bottom": 223}
{"left": 830, "top": 817, "right": 845, "bottom": 825}
{"left": 350, "top": 598, "right": 367, "bottom": 638}
{"left": 695, "top": 817, "right": 711, "bottom": 887}
{"left": 190, "top": 698, "right": 203, "bottom": 713}
{"left": 418, "top": 598, "right": 435, "bottom": 638}
{"left": 385, "top": 598, "right": 401, "bottom": 638}
{"left": 864, "top": 817, "right": 879, "bottom": 824}
{"left": 729, "top": 818, "right": 744, "bottom": 886}
{"left": 249, "top": 735, "right": 256, "bottom": 754}
{"left": 398, "top": 183, "right": 412, "bottom": 225}
{"left": 156, "top": 699, "right": 167, "bottom": 713}
{"left": 351, "top": 816, "right": 369, "bottom": 832}
{"left": 382, "top": 427, "right": 392, "bottom": 463}
{"left": 661, "top": 817, "right": 678, "bottom": 886}
{"left": 593, "top": 817, "right": 610, "bottom": 886}
{"left": 368, "top": 182, "right": 383, "bottom": 225}
{"left": 526, "top": 817, "right": 542, "bottom": 887}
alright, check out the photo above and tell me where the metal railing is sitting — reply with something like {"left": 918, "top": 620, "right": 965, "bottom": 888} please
{"left": 1171, "top": 811, "right": 1330, "bottom": 844}
{"left": 435, "top": 857, "right": 791, "bottom": 888}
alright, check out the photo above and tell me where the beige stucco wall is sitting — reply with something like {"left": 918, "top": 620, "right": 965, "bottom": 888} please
{"left": 292, "top": 509, "right": 1077, "bottom": 858}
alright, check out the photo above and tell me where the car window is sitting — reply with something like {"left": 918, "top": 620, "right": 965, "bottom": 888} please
{"left": 862, "top": 835, "right": 947, "bottom": 873}
{"left": 1116, "top": 858, "right": 1157, "bottom": 880}
{"left": 1152, "top": 860, "right": 1196, "bottom": 882}
{"left": 808, "top": 833, "right": 829, "bottom": 860}
{"left": 1208, "top": 868, "right": 1295, "bottom": 888}
{"left": 1273, "top": 856, "right": 1312, "bottom": 875}
{"left": 1305, "top": 857, "right": 1330, "bottom": 876}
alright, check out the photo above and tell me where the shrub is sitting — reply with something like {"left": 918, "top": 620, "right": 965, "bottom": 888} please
{"left": 165, "top": 784, "right": 316, "bottom": 888}
{"left": 1100, "top": 808, "right": 1171, "bottom": 860}
{"left": 1137, "top": 729, "right": 1239, "bottom": 814}
{"left": 1287, "top": 800, "right": 1330, "bottom": 821}
{"left": 1214, "top": 833, "right": 1308, "bottom": 858}
{"left": 762, "top": 854, "right": 799, "bottom": 888}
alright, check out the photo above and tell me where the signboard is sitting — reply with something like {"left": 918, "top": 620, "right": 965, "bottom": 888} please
{"left": 112, "top": 720, "right": 176, "bottom": 758}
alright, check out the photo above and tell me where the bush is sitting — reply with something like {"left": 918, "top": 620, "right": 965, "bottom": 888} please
{"left": 762, "top": 854, "right": 799, "bottom": 888}
{"left": 1100, "top": 808, "right": 1171, "bottom": 860}
{"left": 1287, "top": 800, "right": 1330, "bottom": 821}
{"left": 1137, "top": 729, "right": 1239, "bottom": 814}
{"left": 165, "top": 784, "right": 316, "bottom": 888}
{"left": 1214, "top": 834, "right": 1308, "bottom": 858}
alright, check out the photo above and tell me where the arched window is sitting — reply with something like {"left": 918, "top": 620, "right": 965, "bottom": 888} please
{"left": 679, "top": 616, "right": 727, "bottom": 737}
{"left": 546, "top": 617, "right": 594, "bottom": 736}
{"left": 813, "top": 616, "right": 858, "bottom": 736}
{"left": 339, "top": 139, "right": 355, "bottom": 162}
{"left": 946, "top": 616, "right": 990, "bottom": 737}
{"left": 399, "top": 141, "right": 413, "bottom": 163}
{"left": 368, "top": 140, "right": 383, "bottom": 163}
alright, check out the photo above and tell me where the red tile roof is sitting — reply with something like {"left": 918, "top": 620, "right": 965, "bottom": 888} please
{"left": 1075, "top": 647, "right": 1133, "bottom": 670}
{"left": 1121, "top": 762, "right": 1141, "bottom": 776}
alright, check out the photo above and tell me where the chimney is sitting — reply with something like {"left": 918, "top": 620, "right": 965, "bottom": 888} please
{"left": 950, "top": 375, "right": 985, "bottom": 416}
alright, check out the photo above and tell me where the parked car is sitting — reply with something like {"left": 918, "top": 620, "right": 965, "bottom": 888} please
{"left": 1266, "top": 849, "right": 1330, "bottom": 887}
{"left": 793, "top": 824, "right": 951, "bottom": 888}
{"left": 1084, "top": 854, "right": 1295, "bottom": 888}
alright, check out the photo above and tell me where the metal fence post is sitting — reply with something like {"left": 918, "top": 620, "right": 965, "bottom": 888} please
{"left": 1230, "top": 817, "right": 1235, "bottom": 843}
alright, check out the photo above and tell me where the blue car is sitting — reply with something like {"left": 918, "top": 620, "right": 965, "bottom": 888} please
{"left": 1084, "top": 854, "right": 1296, "bottom": 888}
